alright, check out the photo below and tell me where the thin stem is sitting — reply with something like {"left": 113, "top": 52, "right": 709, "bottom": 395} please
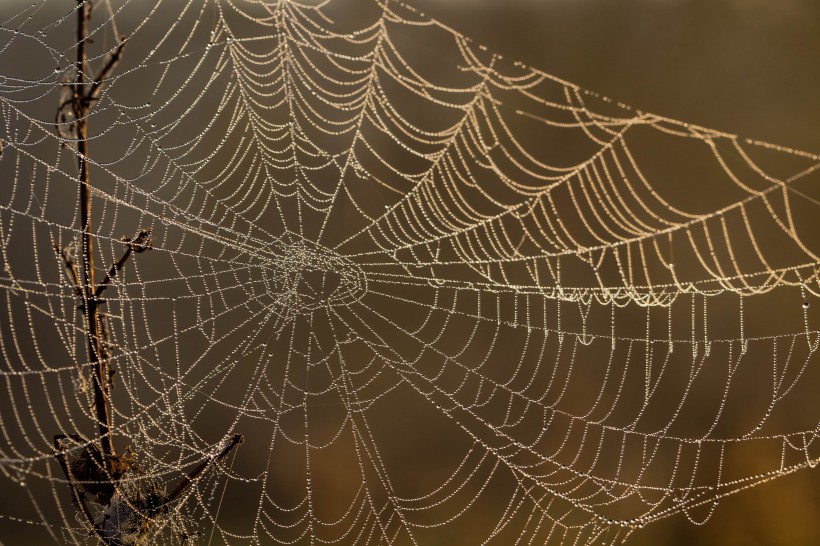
{"left": 74, "top": 0, "right": 116, "bottom": 461}
{"left": 54, "top": 6, "right": 242, "bottom": 543}
{"left": 95, "top": 228, "right": 152, "bottom": 299}
{"left": 166, "top": 434, "right": 244, "bottom": 504}
{"left": 87, "top": 39, "right": 127, "bottom": 103}
{"left": 96, "top": 247, "right": 131, "bottom": 298}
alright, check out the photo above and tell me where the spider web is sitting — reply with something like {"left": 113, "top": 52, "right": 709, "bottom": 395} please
{"left": 0, "top": 0, "right": 818, "bottom": 544}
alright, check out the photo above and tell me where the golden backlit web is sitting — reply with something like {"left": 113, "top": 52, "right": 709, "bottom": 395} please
{"left": 0, "top": 0, "right": 818, "bottom": 544}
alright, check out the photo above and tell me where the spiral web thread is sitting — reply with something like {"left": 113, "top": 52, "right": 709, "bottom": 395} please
{"left": 0, "top": 0, "right": 818, "bottom": 544}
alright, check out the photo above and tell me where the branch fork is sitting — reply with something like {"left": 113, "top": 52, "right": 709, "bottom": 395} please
{"left": 95, "top": 228, "right": 152, "bottom": 299}
{"left": 51, "top": 4, "right": 244, "bottom": 543}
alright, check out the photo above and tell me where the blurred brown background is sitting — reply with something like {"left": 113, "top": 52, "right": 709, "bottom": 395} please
{"left": 412, "top": 0, "right": 820, "bottom": 153}
{"left": 0, "top": 1, "right": 817, "bottom": 545}
{"left": 408, "top": 1, "right": 820, "bottom": 544}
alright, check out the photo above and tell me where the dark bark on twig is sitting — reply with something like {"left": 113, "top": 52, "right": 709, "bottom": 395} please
{"left": 54, "top": 5, "right": 244, "bottom": 542}
{"left": 86, "top": 39, "right": 127, "bottom": 103}
{"left": 95, "top": 229, "right": 152, "bottom": 299}
{"left": 73, "top": 0, "right": 118, "bottom": 462}
{"left": 65, "top": 0, "right": 130, "bottom": 465}
{"left": 166, "top": 435, "right": 245, "bottom": 505}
